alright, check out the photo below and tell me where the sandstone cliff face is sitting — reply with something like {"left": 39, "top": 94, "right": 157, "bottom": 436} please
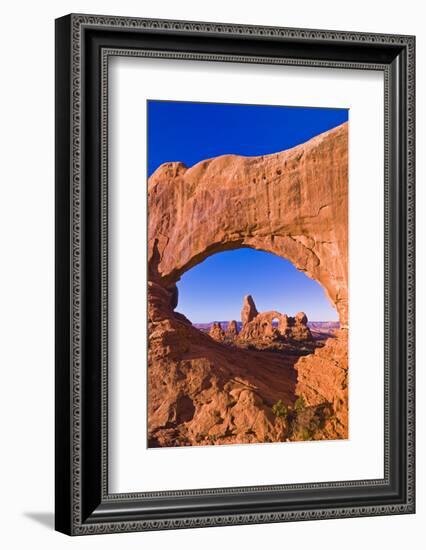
{"left": 149, "top": 122, "right": 348, "bottom": 325}
{"left": 295, "top": 330, "right": 348, "bottom": 439}
{"left": 147, "top": 123, "right": 348, "bottom": 447}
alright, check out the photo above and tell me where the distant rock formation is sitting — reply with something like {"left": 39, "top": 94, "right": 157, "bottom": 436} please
{"left": 238, "top": 296, "right": 312, "bottom": 343}
{"left": 291, "top": 312, "right": 312, "bottom": 341}
{"left": 241, "top": 295, "right": 258, "bottom": 326}
{"left": 209, "top": 321, "right": 225, "bottom": 342}
{"left": 226, "top": 320, "right": 239, "bottom": 338}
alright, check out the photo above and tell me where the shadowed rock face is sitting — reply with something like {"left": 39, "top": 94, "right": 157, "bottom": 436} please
{"left": 148, "top": 123, "right": 349, "bottom": 447}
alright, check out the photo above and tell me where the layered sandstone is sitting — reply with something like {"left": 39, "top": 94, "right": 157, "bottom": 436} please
{"left": 147, "top": 123, "right": 349, "bottom": 447}
{"left": 148, "top": 122, "right": 348, "bottom": 325}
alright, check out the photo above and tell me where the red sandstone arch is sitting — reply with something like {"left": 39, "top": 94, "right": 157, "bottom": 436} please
{"left": 148, "top": 122, "right": 348, "bottom": 325}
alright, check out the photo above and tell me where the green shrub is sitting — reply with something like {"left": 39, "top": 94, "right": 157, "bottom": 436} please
{"left": 301, "top": 428, "right": 311, "bottom": 441}
{"left": 294, "top": 395, "right": 306, "bottom": 412}
{"left": 272, "top": 400, "right": 289, "bottom": 419}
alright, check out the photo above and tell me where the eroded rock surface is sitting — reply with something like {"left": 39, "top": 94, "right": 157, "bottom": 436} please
{"left": 149, "top": 122, "right": 348, "bottom": 325}
{"left": 148, "top": 123, "right": 349, "bottom": 447}
{"left": 295, "top": 330, "right": 348, "bottom": 439}
{"left": 209, "top": 321, "right": 225, "bottom": 342}
{"left": 238, "top": 296, "right": 312, "bottom": 344}
{"left": 241, "top": 295, "right": 259, "bottom": 326}
{"left": 226, "top": 320, "right": 239, "bottom": 338}
{"left": 148, "top": 282, "right": 298, "bottom": 447}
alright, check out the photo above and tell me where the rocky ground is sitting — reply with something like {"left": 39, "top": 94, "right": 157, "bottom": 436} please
{"left": 148, "top": 283, "right": 348, "bottom": 447}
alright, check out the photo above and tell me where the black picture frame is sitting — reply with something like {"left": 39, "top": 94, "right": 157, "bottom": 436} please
{"left": 55, "top": 13, "right": 415, "bottom": 535}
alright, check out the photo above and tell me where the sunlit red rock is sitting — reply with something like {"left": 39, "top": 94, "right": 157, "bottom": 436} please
{"left": 147, "top": 123, "right": 348, "bottom": 447}
{"left": 226, "top": 320, "right": 239, "bottom": 338}
{"left": 238, "top": 296, "right": 312, "bottom": 344}
{"left": 241, "top": 295, "right": 259, "bottom": 326}
{"left": 209, "top": 321, "right": 225, "bottom": 342}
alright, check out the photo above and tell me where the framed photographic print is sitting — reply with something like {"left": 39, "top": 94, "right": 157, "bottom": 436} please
{"left": 55, "top": 14, "right": 415, "bottom": 535}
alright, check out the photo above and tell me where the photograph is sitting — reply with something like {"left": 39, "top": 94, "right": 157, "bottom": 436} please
{"left": 51, "top": 10, "right": 415, "bottom": 538}
{"left": 147, "top": 100, "right": 349, "bottom": 448}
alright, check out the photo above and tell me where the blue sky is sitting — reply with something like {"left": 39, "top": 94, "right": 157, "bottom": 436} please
{"left": 175, "top": 249, "right": 338, "bottom": 323}
{"left": 147, "top": 101, "right": 348, "bottom": 176}
{"left": 148, "top": 100, "right": 347, "bottom": 322}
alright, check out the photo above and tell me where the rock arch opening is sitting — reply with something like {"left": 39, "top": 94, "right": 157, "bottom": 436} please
{"left": 147, "top": 122, "right": 348, "bottom": 447}
{"left": 148, "top": 123, "right": 348, "bottom": 326}
{"left": 174, "top": 248, "right": 338, "bottom": 349}
{"left": 175, "top": 248, "right": 338, "bottom": 321}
